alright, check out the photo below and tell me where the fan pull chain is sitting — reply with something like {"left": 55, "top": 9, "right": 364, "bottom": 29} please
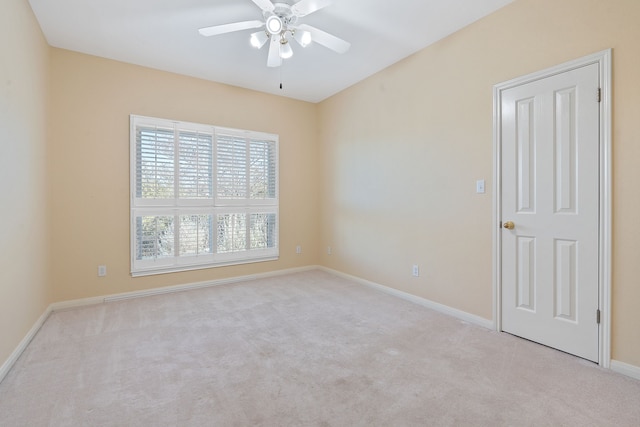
{"left": 279, "top": 66, "right": 283, "bottom": 90}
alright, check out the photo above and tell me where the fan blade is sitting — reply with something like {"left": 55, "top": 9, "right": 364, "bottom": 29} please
{"left": 251, "top": 0, "right": 275, "bottom": 13}
{"left": 267, "top": 37, "right": 282, "bottom": 67}
{"left": 297, "top": 24, "right": 350, "bottom": 54}
{"left": 198, "top": 20, "right": 264, "bottom": 37}
{"left": 291, "top": 0, "right": 332, "bottom": 17}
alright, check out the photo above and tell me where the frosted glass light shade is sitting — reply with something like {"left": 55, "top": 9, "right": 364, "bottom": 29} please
{"left": 294, "top": 30, "right": 312, "bottom": 47}
{"left": 279, "top": 40, "right": 293, "bottom": 59}
{"left": 250, "top": 31, "right": 269, "bottom": 49}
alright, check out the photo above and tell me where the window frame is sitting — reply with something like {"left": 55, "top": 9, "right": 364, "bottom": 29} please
{"left": 130, "top": 115, "right": 279, "bottom": 277}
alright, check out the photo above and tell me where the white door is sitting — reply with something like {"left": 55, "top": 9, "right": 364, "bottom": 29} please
{"left": 500, "top": 63, "right": 600, "bottom": 362}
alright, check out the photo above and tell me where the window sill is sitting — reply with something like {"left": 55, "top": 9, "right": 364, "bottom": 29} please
{"left": 131, "top": 255, "right": 279, "bottom": 277}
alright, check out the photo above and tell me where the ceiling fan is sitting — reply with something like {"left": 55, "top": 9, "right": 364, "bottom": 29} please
{"left": 198, "top": 0, "right": 350, "bottom": 67}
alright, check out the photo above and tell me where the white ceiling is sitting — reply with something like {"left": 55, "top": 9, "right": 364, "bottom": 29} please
{"left": 29, "top": 0, "right": 514, "bottom": 103}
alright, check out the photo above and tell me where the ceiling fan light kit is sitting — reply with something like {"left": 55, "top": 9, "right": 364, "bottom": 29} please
{"left": 199, "top": 0, "right": 350, "bottom": 67}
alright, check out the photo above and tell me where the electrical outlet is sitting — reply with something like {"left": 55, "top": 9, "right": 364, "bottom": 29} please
{"left": 412, "top": 264, "right": 419, "bottom": 277}
{"left": 98, "top": 265, "right": 107, "bottom": 277}
{"left": 327, "top": 246, "right": 332, "bottom": 255}
{"left": 296, "top": 245, "right": 302, "bottom": 254}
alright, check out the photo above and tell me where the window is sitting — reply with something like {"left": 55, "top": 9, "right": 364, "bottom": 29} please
{"left": 130, "top": 115, "right": 278, "bottom": 276}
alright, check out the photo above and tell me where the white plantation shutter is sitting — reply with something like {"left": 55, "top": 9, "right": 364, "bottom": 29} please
{"left": 216, "top": 132, "right": 277, "bottom": 203}
{"left": 131, "top": 116, "right": 278, "bottom": 276}
{"left": 179, "top": 214, "right": 214, "bottom": 256}
{"left": 136, "top": 126, "right": 175, "bottom": 200}
{"left": 136, "top": 215, "right": 175, "bottom": 260}
{"left": 217, "top": 213, "right": 248, "bottom": 253}
{"left": 250, "top": 213, "right": 277, "bottom": 249}
{"left": 216, "top": 133, "right": 248, "bottom": 200}
{"left": 179, "top": 131, "right": 213, "bottom": 199}
{"left": 250, "top": 139, "right": 277, "bottom": 200}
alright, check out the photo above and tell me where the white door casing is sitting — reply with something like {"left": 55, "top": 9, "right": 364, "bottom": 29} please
{"left": 493, "top": 50, "right": 612, "bottom": 366}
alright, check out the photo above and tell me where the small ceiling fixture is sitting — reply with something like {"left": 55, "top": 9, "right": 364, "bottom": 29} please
{"left": 198, "top": 0, "right": 350, "bottom": 68}
{"left": 265, "top": 15, "right": 283, "bottom": 35}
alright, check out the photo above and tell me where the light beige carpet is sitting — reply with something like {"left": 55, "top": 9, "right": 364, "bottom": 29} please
{"left": 1, "top": 270, "right": 639, "bottom": 426}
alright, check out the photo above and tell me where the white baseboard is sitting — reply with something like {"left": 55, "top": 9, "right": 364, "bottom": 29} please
{"left": 320, "top": 267, "right": 495, "bottom": 330}
{"left": 102, "top": 265, "right": 318, "bottom": 302}
{"left": 50, "top": 296, "right": 106, "bottom": 312}
{"left": 49, "top": 266, "right": 319, "bottom": 309}
{"left": 610, "top": 360, "right": 640, "bottom": 381}
{"left": 0, "top": 305, "right": 53, "bottom": 384}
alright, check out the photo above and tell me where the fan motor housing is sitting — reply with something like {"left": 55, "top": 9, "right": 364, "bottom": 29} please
{"left": 268, "top": 3, "right": 297, "bottom": 26}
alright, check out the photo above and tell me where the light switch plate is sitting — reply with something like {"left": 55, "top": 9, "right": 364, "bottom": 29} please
{"left": 476, "top": 179, "right": 485, "bottom": 194}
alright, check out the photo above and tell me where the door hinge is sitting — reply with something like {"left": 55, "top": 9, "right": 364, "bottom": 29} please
{"left": 596, "top": 309, "right": 601, "bottom": 324}
{"left": 597, "top": 88, "right": 602, "bottom": 103}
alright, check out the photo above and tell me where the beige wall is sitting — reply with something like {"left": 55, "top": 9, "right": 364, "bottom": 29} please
{"left": 0, "top": 0, "right": 51, "bottom": 365}
{"left": 49, "top": 49, "right": 320, "bottom": 302}
{"left": 318, "top": 0, "right": 640, "bottom": 367}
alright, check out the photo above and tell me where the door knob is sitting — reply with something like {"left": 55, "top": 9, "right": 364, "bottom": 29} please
{"left": 503, "top": 221, "right": 515, "bottom": 230}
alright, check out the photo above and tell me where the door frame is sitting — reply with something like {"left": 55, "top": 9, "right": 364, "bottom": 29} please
{"left": 492, "top": 49, "right": 612, "bottom": 367}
